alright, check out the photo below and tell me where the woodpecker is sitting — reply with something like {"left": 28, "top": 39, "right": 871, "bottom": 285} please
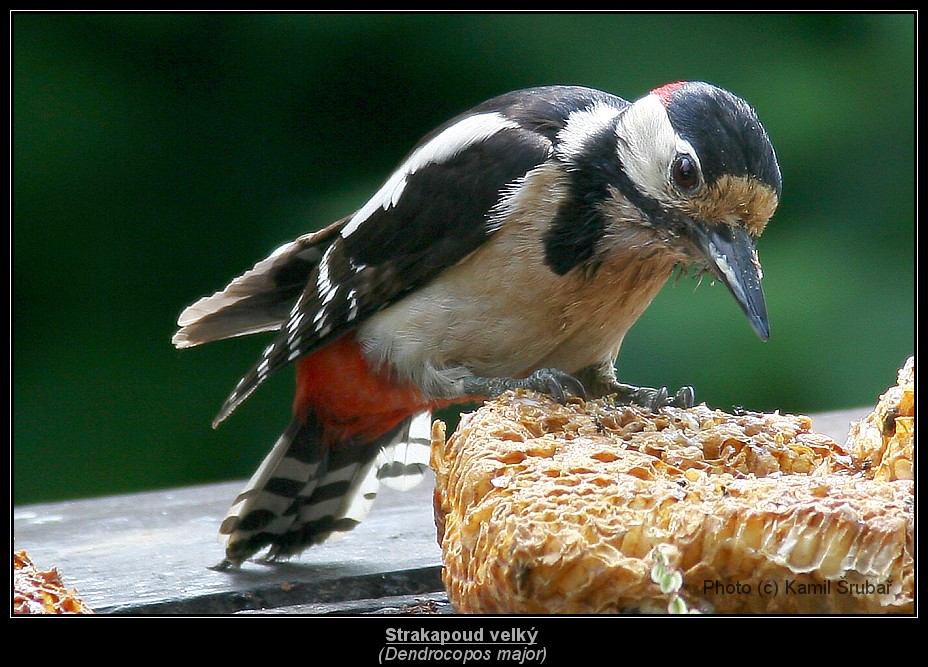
{"left": 173, "top": 82, "right": 781, "bottom": 566}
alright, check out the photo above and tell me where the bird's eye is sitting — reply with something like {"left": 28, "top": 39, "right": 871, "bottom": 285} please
{"left": 672, "top": 154, "right": 700, "bottom": 190}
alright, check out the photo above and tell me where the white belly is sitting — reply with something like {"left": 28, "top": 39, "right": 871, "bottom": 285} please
{"left": 357, "top": 204, "right": 676, "bottom": 398}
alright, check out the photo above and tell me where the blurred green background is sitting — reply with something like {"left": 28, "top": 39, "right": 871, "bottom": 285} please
{"left": 13, "top": 13, "right": 915, "bottom": 505}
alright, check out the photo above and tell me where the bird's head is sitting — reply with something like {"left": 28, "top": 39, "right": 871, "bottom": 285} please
{"left": 601, "top": 81, "right": 782, "bottom": 340}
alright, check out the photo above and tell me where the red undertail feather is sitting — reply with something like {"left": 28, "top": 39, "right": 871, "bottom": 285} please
{"left": 294, "top": 332, "right": 461, "bottom": 446}
{"left": 218, "top": 332, "right": 468, "bottom": 564}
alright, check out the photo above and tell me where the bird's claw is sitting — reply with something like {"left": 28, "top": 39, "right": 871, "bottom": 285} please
{"left": 463, "top": 368, "right": 587, "bottom": 404}
{"left": 670, "top": 385, "right": 695, "bottom": 408}
{"left": 516, "top": 368, "right": 587, "bottom": 404}
{"left": 612, "top": 382, "right": 695, "bottom": 410}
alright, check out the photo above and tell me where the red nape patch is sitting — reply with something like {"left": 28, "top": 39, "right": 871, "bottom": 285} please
{"left": 293, "top": 332, "right": 466, "bottom": 445}
{"left": 650, "top": 81, "right": 687, "bottom": 106}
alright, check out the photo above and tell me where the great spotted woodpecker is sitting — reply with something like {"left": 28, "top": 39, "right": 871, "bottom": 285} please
{"left": 173, "top": 82, "right": 781, "bottom": 566}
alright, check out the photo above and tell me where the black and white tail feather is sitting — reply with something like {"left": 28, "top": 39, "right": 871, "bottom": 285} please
{"left": 217, "top": 410, "right": 433, "bottom": 566}
{"left": 174, "top": 220, "right": 434, "bottom": 566}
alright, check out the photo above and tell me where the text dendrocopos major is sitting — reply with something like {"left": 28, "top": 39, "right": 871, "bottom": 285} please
{"left": 173, "top": 81, "right": 782, "bottom": 566}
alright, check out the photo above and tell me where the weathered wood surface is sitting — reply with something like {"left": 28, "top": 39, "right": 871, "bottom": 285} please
{"left": 14, "top": 476, "right": 445, "bottom": 614}
{"left": 13, "top": 407, "right": 868, "bottom": 615}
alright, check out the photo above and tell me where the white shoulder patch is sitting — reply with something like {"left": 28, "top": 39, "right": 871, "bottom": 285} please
{"left": 341, "top": 112, "right": 520, "bottom": 237}
{"left": 555, "top": 101, "right": 622, "bottom": 161}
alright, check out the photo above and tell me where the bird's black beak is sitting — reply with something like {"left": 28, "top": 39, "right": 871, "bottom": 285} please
{"left": 688, "top": 221, "right": 769, "bottom": 341}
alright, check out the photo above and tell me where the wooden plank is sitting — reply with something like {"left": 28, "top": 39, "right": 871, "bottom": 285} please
{"left": 13, "top": 407, "right": 868, "bottom": 615}
{"left": 239, "top": 591, "right": 456, "bottom": 615}
{"left": 13, "top": 476, "right": 443, "bottom": 614}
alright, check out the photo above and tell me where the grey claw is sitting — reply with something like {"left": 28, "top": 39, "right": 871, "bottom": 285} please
{"left": 523, "top": 368, "right": 586, "bottom": 404}
{"left": 652, "top": 386, "right": 669, "bottom": 409}
{"left": 557, "top": 372, "right": 588, "bottom": 402}
{"left": 462, "top": 368, "right": 587, "bottom": 403}
{"left": 673, "top": 385, "right": 696, "bottom": 408}
{"left": 611, "top": 382, "right": 695, "bottom": 411}
{"left": 544, "top": 376, "right": 566, "bottom": 404}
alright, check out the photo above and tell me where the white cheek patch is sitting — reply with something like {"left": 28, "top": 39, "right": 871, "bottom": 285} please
{"left": 341, "top": 111, "right": 520, "bottom": 237}
{"left": 614, "top": 94, "right": 698, "bottom": 203}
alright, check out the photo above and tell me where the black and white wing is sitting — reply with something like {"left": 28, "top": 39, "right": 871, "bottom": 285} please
{"left": 174, "top": 86, "right": 626, "bottom": 425}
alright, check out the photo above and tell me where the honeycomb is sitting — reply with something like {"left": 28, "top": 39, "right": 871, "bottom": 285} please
{"left": 431, "top": 358, "right": 914, "bottom": 614}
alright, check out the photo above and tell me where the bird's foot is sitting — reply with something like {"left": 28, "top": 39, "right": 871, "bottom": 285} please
{"left": 463, "top": 368, "right": 586, "bottom": 404}
{"left": 610, "top": 382, "right": 695, "bottom": 411}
